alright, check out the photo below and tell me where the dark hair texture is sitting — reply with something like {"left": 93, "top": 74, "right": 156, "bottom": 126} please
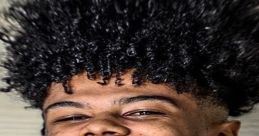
{"left": 1, "top": 0, "right": 259, "bottom": 117}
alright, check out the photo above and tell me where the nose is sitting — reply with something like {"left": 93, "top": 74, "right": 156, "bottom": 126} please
{"left": 79, "top": 118, "right": 130, "bottom": 136}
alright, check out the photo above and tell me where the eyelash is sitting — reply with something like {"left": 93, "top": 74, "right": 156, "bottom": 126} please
{"left": 55, "top": 115, "right": 90, "bottom": 123}
{"left": 123, "top": 110, "right": 165, "bottom": 117}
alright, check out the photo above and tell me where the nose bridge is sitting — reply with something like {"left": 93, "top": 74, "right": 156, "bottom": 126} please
{"left": 79, "top": 115, "right": 130, "bottom": 136}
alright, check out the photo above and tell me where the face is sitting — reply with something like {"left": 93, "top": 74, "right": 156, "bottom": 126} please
{"left": 43, "top": 71, "right": 229, "bottom": 136}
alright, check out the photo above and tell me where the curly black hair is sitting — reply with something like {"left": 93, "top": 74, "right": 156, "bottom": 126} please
{"left": 1, "top": 0, "right": 259, "bottom": 117}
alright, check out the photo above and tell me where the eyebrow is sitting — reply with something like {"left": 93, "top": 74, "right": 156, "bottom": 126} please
{"left": 44, "top": 95, "right": 180, "bottom": 114}
{"left": 118, "top": 95, "right": 180, "bottom": 108}
{"left": 44, "top": 101, "right": 86, "bottom": 114}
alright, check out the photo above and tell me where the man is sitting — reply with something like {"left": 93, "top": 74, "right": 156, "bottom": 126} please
{"left": 1, "top": 0, "right": 259, "bottom": 136}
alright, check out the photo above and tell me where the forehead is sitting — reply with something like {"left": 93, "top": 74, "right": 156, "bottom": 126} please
{"left": 44, "top": 70, "right": 198, "bottom": 110}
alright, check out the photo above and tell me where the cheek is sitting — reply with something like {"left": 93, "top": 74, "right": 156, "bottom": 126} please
{"left": 126, "top": 121, "right": 185, "bottom": 136}
{"left": 48, "top": 130, "right": 79, "bottom": 136}
{"left": 47, "top": 125, "right": 82, "bottom": 136}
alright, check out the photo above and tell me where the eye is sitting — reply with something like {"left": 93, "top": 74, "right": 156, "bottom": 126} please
{"left": 122, "top": 110, "right": 165, "bottom": 119}
{"left": 54, "top": 115, "right": 90, "bottom": 123}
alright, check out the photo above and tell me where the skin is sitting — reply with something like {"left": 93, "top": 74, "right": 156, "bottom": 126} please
{"left": 43, "top": 70, "right": 240, "bottom": 136}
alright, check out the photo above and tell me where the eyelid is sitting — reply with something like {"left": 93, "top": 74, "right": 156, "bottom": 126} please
{"left": 122, "top": 109, "right": 166, "bottom": 117}
{"left": 53, "top": 114, "right": 91, "bottom": 123}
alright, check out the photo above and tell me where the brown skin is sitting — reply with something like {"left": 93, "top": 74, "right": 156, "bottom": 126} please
{"left": 43, "top": 71, "right": 240, "bottom": 136}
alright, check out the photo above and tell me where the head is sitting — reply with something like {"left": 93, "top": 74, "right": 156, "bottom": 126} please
{"left": 1, "top": 0, "right": 259, "bottom": 136}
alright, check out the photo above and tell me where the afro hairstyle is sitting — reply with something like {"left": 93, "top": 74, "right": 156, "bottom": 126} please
{"left": 1, "top": 0, "right": 259, "bottom": 117}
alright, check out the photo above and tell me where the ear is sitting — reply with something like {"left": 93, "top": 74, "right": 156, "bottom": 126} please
{"left": 209, "top": 120, "right": 241, "bottom": 136}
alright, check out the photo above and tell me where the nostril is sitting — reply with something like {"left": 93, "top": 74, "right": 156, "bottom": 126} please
{"left": 84, "top": 131, "right": 118, "bottom": 136}
{"left": 85, "top": 132, "right": 95, "bottom": 136}
{"left": 103, "top": 131, "right": 117, "bottom": 136}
